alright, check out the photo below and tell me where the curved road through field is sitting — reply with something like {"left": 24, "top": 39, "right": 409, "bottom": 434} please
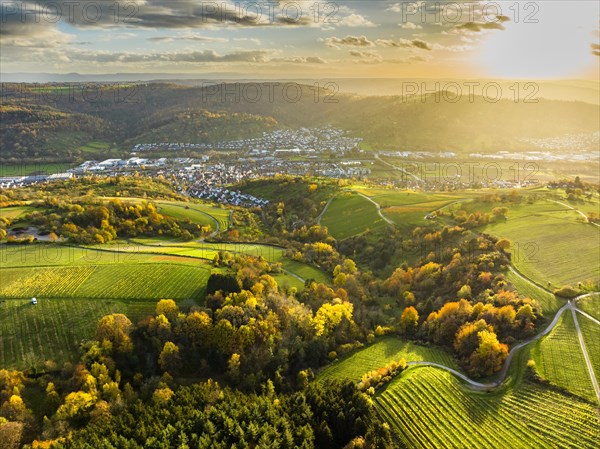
{"left": 316, "top": 191, "right": 395, "bottom": 226}
{"left": 355, "top": 192, "right": 395, "bottom": 225}
{"left": 406, "top": 294, "right": 599, "bottom": 396}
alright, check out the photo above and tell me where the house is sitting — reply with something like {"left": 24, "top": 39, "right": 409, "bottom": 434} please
{"left": 31, "top": 297, "right": 37, "bottom": 305}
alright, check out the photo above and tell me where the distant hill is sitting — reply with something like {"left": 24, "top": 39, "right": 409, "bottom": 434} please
{"left": 1, "top": 82, "right": 598, "bottom": 162}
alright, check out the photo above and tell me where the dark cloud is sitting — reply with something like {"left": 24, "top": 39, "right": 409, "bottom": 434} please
{"left": 0, "top": 0, "right": 323, "bottom": 46}
{"left": 325, "top": 35, "right": 374, "bottom": 48}
{"left": 592, "top": 43, "right": 600, "bottom": 56}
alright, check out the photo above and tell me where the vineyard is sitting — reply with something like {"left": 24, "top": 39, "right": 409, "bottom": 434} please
{"left": 0, "top": 297, "right": 158, "bottom": 369}
{"left": 505, "top": 270, "right": 562, "bottom": 317}
{"left": 578, "top": 294, "right": 600, "bottom": 321}
{"left": 578, "top": 314, "right": 600, "bottom": 383}
{"left": 317, "top": 337, "right": 458, "bottom": 383}
{"left": 376, "top": 366, "right": 600, "bottom": 449}
{"left": 0, "top": 262, "right": 210, "bottom": 301}
{"left": 531, "top": 312, "right": 596, "bottom": 402}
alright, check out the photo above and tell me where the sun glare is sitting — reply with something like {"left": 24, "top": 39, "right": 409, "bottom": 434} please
{"left": 478, "top": 1, "right": 599, "bottom": 79}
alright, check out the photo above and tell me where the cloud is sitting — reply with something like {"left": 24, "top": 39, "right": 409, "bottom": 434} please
{"left": 338, "top": 13, "right": 376, "bottom": 28}
{"left": 147, "top": 34, "right": 228, "bottom": 43}
{"left": 399, "top": 22, "right": 422, "bottom": 30}
{"left": 272, "top": 56, "right": 327, "bottom": 64}
{"left": 375, "top": 38, "right": 432, "bottom": 51}
{"left": 325, "top": 35, "right": 374, "bottom": 48}
{"left": 349, "top": 50, "right": 383, "bottom": 64}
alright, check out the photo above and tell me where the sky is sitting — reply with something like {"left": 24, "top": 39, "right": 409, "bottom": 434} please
{"left": 1, "top": 1, "right": 599, "bottom": 79}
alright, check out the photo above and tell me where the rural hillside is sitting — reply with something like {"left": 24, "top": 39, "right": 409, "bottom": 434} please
{"left": 2, "top": 83, "right": 599, "bottom": 163}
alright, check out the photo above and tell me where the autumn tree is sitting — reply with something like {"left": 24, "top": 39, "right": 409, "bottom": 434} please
{"left": 159, "top": 342, "right": 181, "bottom": 374}
{"left": 399, "top": 307, "right": 419, "bottom": 337}
{"left": 95, "top": 314, "right": 133, "bottom": 355}
{"left": 468, "top": 330, "right": 508, "bottom": 377}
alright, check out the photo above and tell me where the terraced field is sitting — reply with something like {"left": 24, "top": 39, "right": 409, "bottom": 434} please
{"left": 0, "top": 297, "right": 157, "bottom": 369}
{"left": 321, "top": 192, "right": 386, "bottom": 239}
{"left": 376, "top": 366, "right": 600, "bottom": 449}
{"left": 531, "top": 312, "right": 596, "bottom": 402}
{"left": 317, "top": 337, "right": 458, "bottom": 383}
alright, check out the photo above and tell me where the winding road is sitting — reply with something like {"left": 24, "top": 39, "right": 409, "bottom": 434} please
{"left": 316, "top": 188, "right": 600, "bottom": 397}
{"left": 404, "top": 293, "right": 600, "bottom": 396}
{"left": 355, "top": 192, "right": 395, "bottom": 226}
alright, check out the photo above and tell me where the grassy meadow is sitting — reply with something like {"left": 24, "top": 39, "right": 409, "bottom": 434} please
{"left": 321, "top": 192, "right": 386, "bottom": 239}
{"left": 455, "top": 199, "right": 600, "bottom": 288}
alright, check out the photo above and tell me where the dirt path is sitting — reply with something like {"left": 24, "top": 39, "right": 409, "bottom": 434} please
{"left": 550, "top": 200, "right": 600, "bottom": 228}
{"left": 355, "top": 192, "right": 395, "bottom": 225}
{"left": 405, "top": 362, "right": 492, "bottom": 390}
{"left": 316, "top": 194, "right": 337, "bottom": 225}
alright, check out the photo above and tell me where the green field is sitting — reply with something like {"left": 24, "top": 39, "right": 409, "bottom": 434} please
{"left": 0, "top": 206, "right": 34, "bottom": 221}
{"left": 317, "top": 337, "right": 458, "bottom": 383}
{"left": 578, "top": 314, "right": 600, "bottom": 387}
{"left": 0, "top": 164, "right": 70, "bottom": 177}
{"left": 0, "top": 241, "right": 328, "bottom": 370}
{"left": 321, "top": 192, "right": 386, "bottom": 239}
{"left": 531, "top": 312, "right": 596, "bottom": 402}
{"left": 578, "top": 294, "right": 600, "bottom": 321}
{"left": 103, "top": 198, "right": 231, "bottom": 231}
{"left": 351, "top": 188, "right": 474, "bottom": 232}
{"left": 505, "top": 270, "right": 562, "bottom": 317}
{"left": 0, "top": 298, "right": 157, "bottom": 370}
{"left": 376, "top": 366, "right": 600, "bottom": 449}
{"left": 0, "top": 243, "right": 211, "bottom": 368}
{"left": 473, "top": 200, "right": 600, "bottom": 288}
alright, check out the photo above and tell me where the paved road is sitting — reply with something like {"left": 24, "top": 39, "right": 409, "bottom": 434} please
{"left": 570, "top": 307, "right": 600, "bottom": 404}
{"left": 405, "top": 292, "right": 600, "bottom": 396}
{"left": 405, "top": 361, "right": 491, "bottom": 389}
{"left": 576, "top": 308, "right": 600, "bottom": 326}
